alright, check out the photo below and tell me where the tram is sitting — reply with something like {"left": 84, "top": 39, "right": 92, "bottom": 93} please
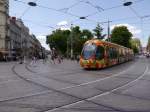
{"left": 80, "top": 39, "right": 134, "bottom": 69}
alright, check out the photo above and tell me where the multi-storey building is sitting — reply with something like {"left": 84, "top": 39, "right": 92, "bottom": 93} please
{"left": 8, "top": 17, "right": 21, "bottom": 58}
{"left": 0, "top": 0, "right": 44, "bottom": 61}
{"left": 0, "top": 0, "right": 9, "bottom": 60}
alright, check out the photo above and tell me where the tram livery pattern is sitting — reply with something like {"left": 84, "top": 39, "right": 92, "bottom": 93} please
{"left": 80, "top": 39, "right": 134, "bottom": 69}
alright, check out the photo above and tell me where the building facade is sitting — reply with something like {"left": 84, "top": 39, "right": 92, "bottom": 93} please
{"left": 0, "top": 0, "right": 43, "bottom": 60}
{"left": 0, "top": 0, "right": 9, "bottom": 60}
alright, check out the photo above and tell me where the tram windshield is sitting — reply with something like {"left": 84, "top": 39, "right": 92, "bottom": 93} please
{"left": 82, "top": 43, "right": 96, "bottom": 59}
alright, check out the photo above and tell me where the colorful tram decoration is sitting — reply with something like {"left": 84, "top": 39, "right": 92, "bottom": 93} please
{"left": 80, "top": 39, "right": 134, "bottom": 69}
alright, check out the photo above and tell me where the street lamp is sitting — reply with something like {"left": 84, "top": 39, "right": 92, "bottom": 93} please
{"left": 80, "top": 17, "right": 86, "bottom": 19}
{"left": 70, "top": 24, "right": 73, "bottom": 59}
{"left": 28, "top": 2, "right": 37, "bottom": 7}
{"left": 123, "top": 1, "right": 132, "bottom": 6}
{"left": 70, "top": 17, "right": 86, "bottom": 59}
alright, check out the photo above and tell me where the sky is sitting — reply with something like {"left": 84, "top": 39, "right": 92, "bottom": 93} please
{"left": 9, "top": 0, "right": 150, "bottom": 49}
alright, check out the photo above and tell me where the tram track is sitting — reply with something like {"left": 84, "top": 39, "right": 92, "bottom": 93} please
{"left": 1, "top": 59, "right": 135, "bottom": 102}
{"left": 44, "top": 65, "right": 149, "bottom": 112}
{"left": 6, "top": 64, "right": 127, "bottom": 112}
{"left": 0, "top": 60, "right": 140, "bottom": 111}
{"left": 25, "top": 59, "right": 136, "bottom": 81}
{"left": 25, "top": 59, "right": 137, "bottom": 90}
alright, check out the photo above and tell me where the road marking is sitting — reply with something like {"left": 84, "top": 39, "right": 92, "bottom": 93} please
{"left": 0, "top": 61, "right": 135, "bottom": 103}
{"left": 0, "top": 79, "right": 20, "bottom": 85}
{"left": 0, "top": 90, "right": 51, "bottom": 102}
{"left": 10, "top": 60, "right": 139, "bottom": 112}
{"left": 58, "top": 62, "right": 136, "bottom": 90}
{"left": 45, "top": 62, "right": 142, "bottom": 112}
{"left": 89, "top": 65, "right": 149, "bottom": 100}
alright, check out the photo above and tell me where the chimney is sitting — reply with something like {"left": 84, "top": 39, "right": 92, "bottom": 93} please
{"left": 11, "top": 17, "right": 16, "bottom": 23}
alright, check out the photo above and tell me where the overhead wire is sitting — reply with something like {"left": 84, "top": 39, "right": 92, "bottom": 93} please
{"left": 20, "top": 0, "right": 38, "bottom": 18}
{"left": 58, "top": 0, "right": 83, "bottom": 13}
{"left": 14, "top": 0, "right": 80, "bottom": 18}
{"left": 129, "top": 6, "right": 141, "bottom": 18}
{"left": 85, "top": 0, "right": 146, "bottom": 18}
{"left": 22, "top": 19, "right": 56, "bottom": 29}
{"left": 13, "top": 0, "right": 150, "bottom": 35}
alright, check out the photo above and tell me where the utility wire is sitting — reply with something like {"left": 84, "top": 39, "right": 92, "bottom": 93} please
{"left": 58, "top": 0, "right": 83, "bottom": 13}
{"left": 67, "top": 0, "right": 83, "bottom": 9}
{"left": 129, "top": 6, "right": 141, "bottom": 18}
{"left": 85, "top": 0, "right": 145, "bottom": 18}
{"left": 14, "top": 0, "right": 80, "bottom": 18}
{"left": 83, "top": 0, "right": 104, "bottom": 12}
{"left": 20, "top": 0, "right": 38, "bottom": 18}
{"left": 22, "top": 19, "right": 56, "bottom": 29}
{"left": 22, "top": 13, "right": 150, "bottom": 30}
{"left": 14, "top": 0, "right": 150, "bottom": 30}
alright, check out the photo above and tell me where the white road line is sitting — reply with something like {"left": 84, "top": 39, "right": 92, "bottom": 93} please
{"left": 45, "top": 62, "right": 141, "bottom": 112}
{"left": 89, "top": 65, "right": 149, "bottom": 100}
{"left": 0, "top": 90, "right": 51, "bottom": 102}
{"left": 58, "top": 62, "right": 136, "bottom": 90}
{"left": 0, "top": 61, "right": 135, "bottom": 103}
{"left": 0, "top": 79, "right": 20, "bottom": 85}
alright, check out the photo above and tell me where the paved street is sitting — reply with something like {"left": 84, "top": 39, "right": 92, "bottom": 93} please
{"left": 0, "top": 57, "right": 150, "bottom": 112}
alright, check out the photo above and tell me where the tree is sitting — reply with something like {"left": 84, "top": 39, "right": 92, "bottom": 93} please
{"left": 130, "top": 38, "right": 141, "bottom": 54}
{"left": 93, "top": 23, "right": 106, "bottom": 39}
{"left": 46, "top": 29, "right": 70, "bottom": 54}
{"left": 46, "top": 26, "right": 93, "bottom": 57}
{"left": 82, "top": 29, "right": 93, "bottom": 39}
{"left": 111, "top": 26, "right": 132, "bottom": 48}
{"left": 71, "top": 27, "right": 93, "bottom": 56}
{"left": 147, "top": 36, "right": 150, "bottom": 52}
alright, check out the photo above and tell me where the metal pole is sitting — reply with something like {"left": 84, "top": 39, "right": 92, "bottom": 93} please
{"left": 70, "top": 24, "right": 73, "bottom": 59}
{"left": 107, "top": 20, "right": 110, "bottom": 42}
{"left": 67, "top": 38, "right": 69, "bottom": 58}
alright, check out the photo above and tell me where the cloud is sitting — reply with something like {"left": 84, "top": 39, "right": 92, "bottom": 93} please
{"left": 36, "top": 35, "right": 50, "bottom": 50}
{"left": 57, "top": 20, "right": 70, "bottom": 30}
{"left": 110, "top": 23, "right": 141, "bottom": 35}
{"left": 57, "top": 21, "right": 68, "bottom": 26}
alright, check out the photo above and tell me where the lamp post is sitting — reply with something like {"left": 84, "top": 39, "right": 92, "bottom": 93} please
{"left": 28, "top": 2, "right": 37, "bottom": 7}
{"left": 107, "top": 20, "right": 110, "bottom": 42}
{"left": 67, "top": 38, "right": 69, "bottom": 59}
{"left": 70, "top": 23, "right": 73, "bottom": 59}
{"left": 123, "top": 1, "right": 132, "bottom": 6}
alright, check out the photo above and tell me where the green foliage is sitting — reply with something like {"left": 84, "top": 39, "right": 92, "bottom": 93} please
{"left": 93, "top": 23, "right": 105, "bottom": 39}
{"left": 130, "top": 38, "right": 141, "bottom": 54}
{"left": 111, "top": 26, "right": 132, "bottom": 48}
{"left": 46, "top": 29, "right": 70, "bottom": 54}
{"left": 46, "top": 26, "right": 93, "bottom": 57}
{"left": 82, "top": 29, "right": 93, "bottom": 39}
{"left": 72, "top": 27, "right": 93, "bottom": 55}
{"left": 147, "top": 36, "right": 150, "bottom": 51}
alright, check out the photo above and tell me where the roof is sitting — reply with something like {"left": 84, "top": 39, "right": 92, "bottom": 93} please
{"left": 85, "top": 39, "right": 131, "bottom": 50}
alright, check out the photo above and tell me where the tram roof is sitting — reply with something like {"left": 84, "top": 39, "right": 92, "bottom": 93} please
{"left": 85, "top": 39, "right": 131, "bottom": 50}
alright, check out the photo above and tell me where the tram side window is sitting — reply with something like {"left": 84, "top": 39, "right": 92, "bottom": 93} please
{"left": 108, "top": 48, "right": 118, "bottom": 59}
{"left": 95, "top": 46, "right": 104, "bottom": 60}
{"left": 109, "top": 48, "right": 113, "bottom": 59}
{"left": 113, "top": 48, "right": 118, "bottom": 58}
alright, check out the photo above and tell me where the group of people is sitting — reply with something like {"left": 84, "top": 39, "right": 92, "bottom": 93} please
{"left": 50, "top": 48, "right": 63, "bottom": 64}
{"left": 18, "top": 48, "right": 80, "bottom": 65}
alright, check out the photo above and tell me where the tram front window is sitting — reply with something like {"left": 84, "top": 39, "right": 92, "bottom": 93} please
{"left": 95, "top": 46, "right": 104, "bottom": 60}
{"left": 82, "top": 43, "right": 96, "bottom": 59}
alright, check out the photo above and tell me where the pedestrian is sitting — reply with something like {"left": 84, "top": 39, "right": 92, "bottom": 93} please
{"left": 57, "top": 55, "right": 61, "bottom": 64}
{"left": 19, "top": 56, "right": 23, "bottom": 64}
{"left": 51, "top": 48, "right": 58, "bottom": 64}
{"left": 30, "top": 56, "right": 36, "bottom": 66}
{"left": 76, "top": 55, "right": 80, "bottom": 63}
{"left": 61, "top": 55, "right": 63, "bottom": 62}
